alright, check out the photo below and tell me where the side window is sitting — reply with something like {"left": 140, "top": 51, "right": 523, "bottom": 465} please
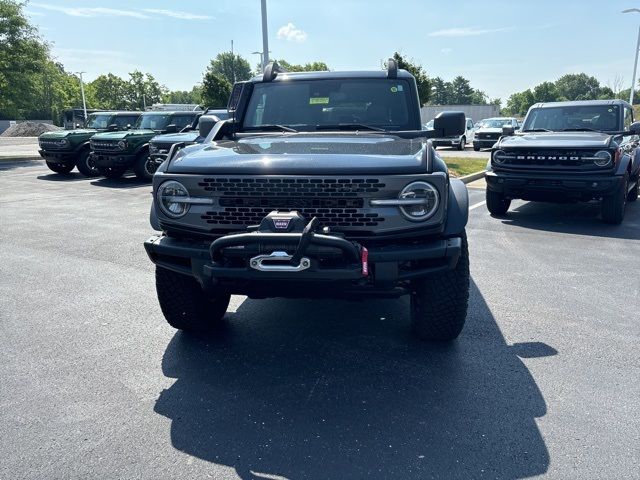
{"left": 624, "top": 107, "right": 633, "bottom": 129}
{"left": 113, "top": 116, "right": 137, "bottom": 128}
{"left": 466, "top": 119, "right": 473, "bottom": 130}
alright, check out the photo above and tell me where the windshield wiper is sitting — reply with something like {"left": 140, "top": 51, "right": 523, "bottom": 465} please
{"left": 560, "top": 128, "right": 598, "bottom": 132}
{"left": 522, "top": 128, "right": 551, "bottom": 132}
{"left": 315, "top": 123, "right": 386, "bottom": 132}
{"left": 246, "top": 124, "right": 298, "bottom": 133}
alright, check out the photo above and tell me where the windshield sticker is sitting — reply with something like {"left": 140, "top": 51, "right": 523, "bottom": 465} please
{"left": 309, "top": 97, "right": 329, "bottom": 105}
{"left": 390, "top": 85, "right": 404, "bottom": 93}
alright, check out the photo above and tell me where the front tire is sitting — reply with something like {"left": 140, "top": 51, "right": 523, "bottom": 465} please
{"left": 155, "top": 267, "right": 230, "bottom": 332}
{"left": 133, "top": 150, "right": 154, "bottom": 181}
{"left": 75, "top": 150, "right": 99, "bottom": 177}
{"left": 97, "top": 166, "right": 126, "bottom": 179}
{"left": 46, "top": 161, "right": 74, "bottom": 174}
{"left": 457, "top": 136, "right": 466, "bottom": 151}
{"left": 473, "top": 145, "right": 480, "bottom": 152}
{"left": 601, "top": 173, "right": 628, "bottom": 224}
{"left": 410, "top": 231, "right": 469, "bottom": 341}
{"left": 627, "top": 178, "right": 638, "bottom": 202}
{"left": 486, "top": 189, "right": 511, "bottom": 215}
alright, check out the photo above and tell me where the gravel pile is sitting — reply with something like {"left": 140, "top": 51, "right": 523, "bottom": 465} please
{"left": 1, "top": 122, "right": 62, "bottom": 137}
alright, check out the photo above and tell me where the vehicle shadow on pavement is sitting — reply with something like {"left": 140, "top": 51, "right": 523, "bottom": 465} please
{"left": 154, "top": 280, "right": 555, "bottom": 479}
{"left": 0, "top": 159, "right": 43, "bottom": 171}
{"left": 90, "top": 177, "right": 150, "bottom": 189}
{"left": 36, "top": 172, "right": 92, "bottom": 182}
{"left": 500, "top": 200, "right": 639, "bottom": 240}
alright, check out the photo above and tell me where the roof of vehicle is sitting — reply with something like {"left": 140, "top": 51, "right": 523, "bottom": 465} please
{"left": 530, "top": 99, "right": 631, "bottom": 109}
{"left": 249, "top": 69, "right": 415, "bottom": 83}
{"left": 140, "top": 111, "right": 200, "bottom": 116}
{"left": 89, "top": 111, "right": 141, "bottom": 116}
{"left": 482, "top": 117, "right": 516, "bottom": 121}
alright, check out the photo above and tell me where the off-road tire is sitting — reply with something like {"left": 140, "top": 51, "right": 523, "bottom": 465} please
{"left": 75, "top": 149, "right": 99, "bottom": 177}
{"left": 46, "top": 161, "right": 74, "bottom": 174}
{"left": 627, "top": 177, "right": 638, "bottom": 202}
{"left": 97, "top": 166, "right": 126, "bottom": 179}
{"left": 486, "top": 189, "right": 511, "bottom": 215}
{"left": 473, "top": 145, "right": 480, "bottom": 152}
{"left": 601, "top": 173, "right": 628, "bottom": 224}
{"left": 410, "top": 231, "right": 469, "bottom": 341}
{"left": 457, "top": 136, "right": 466, "bottom": 151}
{"left": 155, "top": 266, "right": 230, "bottom": 332}
{"left": 133, "top": 150, "right": 153, "bottom": 181}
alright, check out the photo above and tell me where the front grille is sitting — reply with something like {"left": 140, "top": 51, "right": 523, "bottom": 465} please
{"left": 150, "top": 142, "right": 173, "bottom": 154}
{"left": 478, "top": 132, "right": 500, "bottom": 140}
{"left": 39, "top": 140, "right": 66, "bottom": 150}
{"left": 198, "top": 177, "right": 386, "bottom": 197}
{"left": 494, "top": 149, "right": 608, "bottom": 171}
{"left": 91, "top": 140, "right": 120, "bottom": 152}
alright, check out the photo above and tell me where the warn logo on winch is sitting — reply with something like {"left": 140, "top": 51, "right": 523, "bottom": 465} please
{"left": 273, "top": 218, "right": 291, "bottom": 230}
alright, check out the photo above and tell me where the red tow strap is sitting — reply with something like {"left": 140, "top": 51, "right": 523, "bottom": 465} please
{"left": 361, "top": 247, "right": 369, "bottom": 276}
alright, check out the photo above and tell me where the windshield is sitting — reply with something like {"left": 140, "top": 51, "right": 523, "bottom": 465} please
{"left": 85, "top": 114, "right": 112, "bottom": 129}
{"left": 523, "top": 105, "right": 621, "bottom": 132}
{"left": 482, "top": 119, "right": 513, "bottom": 128}
{"left": 243, "top": 79, "right": 412, "bottom": 131}
{"left": 135, "top": 114, "right": 172, "bottom": 131}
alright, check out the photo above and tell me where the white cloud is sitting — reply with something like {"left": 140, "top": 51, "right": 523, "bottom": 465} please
{"left": 441, "top": 48, "right": 453, "bottom": 54}
{"left": 277, "top": 22, "right": 308, "bottom": 42}
{"left": 31, "top": 3, "right": 149, "bottom": 18}
{"left": 429, "top": 26, "right": 514, "bottom": 37}
{"left": 142, "top": 9, "right": 212, "bottom": 20}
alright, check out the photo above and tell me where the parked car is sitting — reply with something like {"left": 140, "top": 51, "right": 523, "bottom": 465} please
{"left": 428, "top": 116, "right": 474, "bottom": 150}
{"left": 147, "top": 110, "right": 229, "bottom": 175}
{"left": 38, "top": 111, "right": 141, "bottom": 177}
{"left": 89, "top": 111, "right": 201, "bottom": 180}
{"left": 486, "top": 100, "right": 640, "bottom": 224}
{"left": 473, "top": 117, "right": 519, "bottom": 151}
{"left": 144, "top": 60, "right": 471, "bottom": 341}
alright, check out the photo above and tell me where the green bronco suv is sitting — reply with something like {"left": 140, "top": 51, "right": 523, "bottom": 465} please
{"left": 38, "top": 111, "right": 141, "bottom": 177}
{"left": 90, "top": 111, "right": 201, "bottom": 180}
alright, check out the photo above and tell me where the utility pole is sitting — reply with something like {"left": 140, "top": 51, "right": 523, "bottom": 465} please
{"left": 231, "top": 39, "right": 236, "bottom": 83}
{"left": 261, "top": 0, "right": 270, "bottom": 70}
{"left": 623, "top": 9, "right": 640, "bottom": 105}
{"left": 143, "top": 93, "right": 147, "bottom": 110}
{"left": 77, "top": 72, "right": 87, "bottom": 121}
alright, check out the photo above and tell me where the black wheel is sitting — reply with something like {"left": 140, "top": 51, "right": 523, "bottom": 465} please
{"left": 601, "top": 173, "right": 628, "bottom": 224}
{"left": 46, "top": 161, "right": 74, "bottom": 174}
{"left": 473, "top": 145, "right": 480, "bottom": 152}
{"left": 457, "top": 136, "right": 466, "bottom": 151}
{"left": 410, "top": 231, "right": 469, "bottom": 341}
{"left": 97, "top": 166, "right": 126, "bottom": 179}
{"left": 75, "top": 150, "right": 99, "bottom": 177}
{"left": 155, "top": 267, "right": 230, "bottom": 332}
{"left": 627, "top": 178, "right": 638, "bottom": 202}
{"left": 486, "top": 189, "right": 511, "bottom": 215}
{"left": 133, "top": 150, "right": 154, "bottom": 181}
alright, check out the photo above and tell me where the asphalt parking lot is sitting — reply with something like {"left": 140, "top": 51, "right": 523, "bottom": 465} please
{"left": 1, "top": 160, "right": 638, "bottom": 479}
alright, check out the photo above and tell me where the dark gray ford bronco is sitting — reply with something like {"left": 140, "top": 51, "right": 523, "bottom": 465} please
{"left": 144, "top": 60, "right": 471, "bottom": 341}
{"left": 486, "top": 100, "right": 640, "bottom": 223}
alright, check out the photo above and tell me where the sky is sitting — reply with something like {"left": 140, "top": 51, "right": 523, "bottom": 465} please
{"left": 24, "top": 0, "right": 640, "bottom": 104}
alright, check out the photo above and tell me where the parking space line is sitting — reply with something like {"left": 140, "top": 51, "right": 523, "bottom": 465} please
{"left": 469, "top": 201, "right": 486, "bottom": 211}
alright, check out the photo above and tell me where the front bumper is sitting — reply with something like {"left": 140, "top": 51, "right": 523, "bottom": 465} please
{"left": 432, "top": 137, "right": 462, "bottom": 147}
{"left": 473, "top": 139, "right": 498, "bottom": 148}
{"left": 144, "top": 233, "right": 462, "bottom": 298}
{"left": 39, "top": 149, "right": 76, "bottom": 164}
{"left": 90, "top": 152, "right": 137, "bottom": 168}
{"left": 486, "top": 170, "right": 624, "bottom": 200}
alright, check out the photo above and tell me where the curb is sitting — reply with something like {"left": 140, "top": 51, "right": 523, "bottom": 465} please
{"left": 0, "top": 156, "right": 41, "bottom": 162}
{"left": 459, "top": 170, "right": 485, "bottom": 184}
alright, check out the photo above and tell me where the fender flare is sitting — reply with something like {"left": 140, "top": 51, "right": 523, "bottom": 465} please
{"left": 134, "top": 143, "right": 150, "bottom": 156}
{"left": 627, "top": 149, "right": 640, "bottom": 179}
{"left": 74, "top": 141, "right": 91, "bottom": 153}
{"left": 443, "top": 178, "right": 469, "bottom": 236}
{"left": 149, "top": 200, "right": 161, "bottom": 231}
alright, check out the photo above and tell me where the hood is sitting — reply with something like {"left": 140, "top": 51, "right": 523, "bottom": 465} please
{"left": 498, "top": 132, "right": 612, "bottom": 149}
{"left": 92, "top": 129, "right": 155, "bottom": 141}
{"left": 151, "top": 131, "right": 200, "bottom": 144}
{"left": 167, "top": 134, "right": 426, "bottom": 175}
{"left": 40, "top": 129, "right": 96, "bottom": 140}
{"left": 476, "top": 127, "right": 504, "bottom": 134}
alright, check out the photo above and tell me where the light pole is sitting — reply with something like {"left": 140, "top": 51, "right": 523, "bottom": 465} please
{"left": 76, "top": 71, "right": 87, "bottom": 121}
{"left": 623, "top": 8, "right": 640, "bottom": 105}
{"left": 261, "top": 0, "right": 270, "bottom": 70}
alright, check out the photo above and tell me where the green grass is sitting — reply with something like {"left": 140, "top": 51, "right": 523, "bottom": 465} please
{"left": 444, "top": 157, "right": 487, "bottom": 178}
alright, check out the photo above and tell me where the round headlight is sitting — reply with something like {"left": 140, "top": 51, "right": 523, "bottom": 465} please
{"left": 399, "top": 181, "right": 439, "bottom": 221}
{"left": 492, "top": 149, "right": 506, "bottom": 164}
{"left": 59, "top": 138, "right": 69, "bottom": 146}
{"left": 157, "top": 180, "right": 190, "bottom": 218}
{"left": 593, "top": 150, "right": 612, "bottom": 167}
{"left": 117, "top": 140, "right": 127, "bottom": 150}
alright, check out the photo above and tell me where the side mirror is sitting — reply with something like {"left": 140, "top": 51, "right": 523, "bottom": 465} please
{"left": 75, "top": 123, "right": 81, "bottom": 129}
{"left": 628, "top": 121, "right": 640, "bottom": 135}
{"left": 164, "top": 124, "right": 178, "bottom": 133}
{"left": 432, "top": 111, "right": 465, "bottom": 137}
{"left": 198, "top": 115, "right": 221, "bottom": 138}
{"left": 502, "top": 125, "right": 515, "bottom": 136}
{"left": 107, "top": 124, "right": 119, "bottom": 131}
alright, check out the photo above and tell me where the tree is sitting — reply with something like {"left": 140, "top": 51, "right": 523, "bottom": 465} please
{"left": 207, "top": 52, "right": 252, "bottom": 85}
{"left": 450, "top": 76, "right": 474, "bottom": 104}
{"left": 277, "top": 59, "right": 329, "bottom": 72}
{"left": 88, "top": 73, "right": 130, "bottom": 110}
{"left": 0, "top": 0, "right": 49, "bottom": 119}
{"left": 201, "top": 71, "right": 231, "bottom": 108}
{"left": 429, "top": 77, "right": 451, "bottom": 105}
{"left": 555, "top": 73, "right": 601, "bottom": 101}
{"left": 532, "top": 81, "right": 558, "bottom": 103}
{"left": 127, "top": 71, "right": 166, "bottom": 110}
{"left": 163, "top": 86, "right": 202, "bottom": 105}
{"left": 505, "top": 89, "right": 535, "bottom": 116}
{"left": 469, "top": 89, "right": 488, "bottom": 105}
{"left": 391, "top": 52, "right": 431, "bottom": 106}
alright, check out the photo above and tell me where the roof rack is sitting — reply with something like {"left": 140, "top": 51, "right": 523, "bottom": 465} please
{"left": 387, "top": 57, "right": 398, "bottom": 79}
{"left": 262, "top": 60, "right": 288, "bottom": 82}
